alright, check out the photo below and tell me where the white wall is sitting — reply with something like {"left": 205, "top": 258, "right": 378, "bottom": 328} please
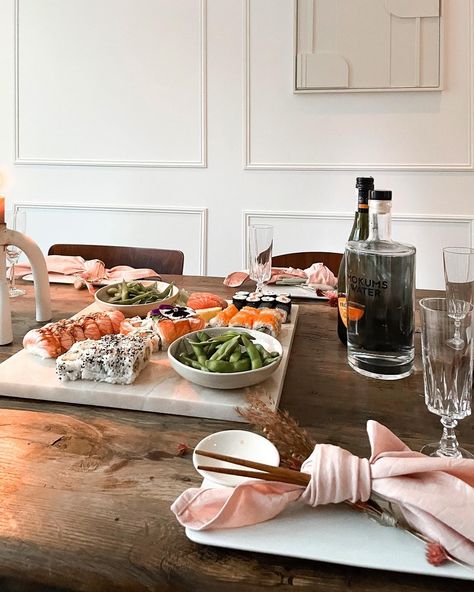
{"left": 0, "top": 0, "right": 473, "bottom": 288}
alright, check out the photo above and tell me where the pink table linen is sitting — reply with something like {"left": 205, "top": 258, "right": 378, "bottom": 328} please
{"left": 171, "top": 421, "right": 474, "bottom": 566}
{"left": 15, "top": 255, "right": 160, "bottom": 285}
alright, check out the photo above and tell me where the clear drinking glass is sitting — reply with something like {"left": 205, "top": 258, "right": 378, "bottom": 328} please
{"left": 6, "top": 209, "right": 27, "bottom": 298}
{"left": 419, "top": 297, "right": 473, "bottom": 458}
{"left": 248, "top": 224, "right": 273, "bottom": 294}
{"left": 443, "top": 247, "right": 474, "bottom": 350}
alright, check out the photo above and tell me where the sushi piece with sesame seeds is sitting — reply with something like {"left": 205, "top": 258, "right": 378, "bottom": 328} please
{"left": 56, "top": 334, "right": 153, "bottom": 385}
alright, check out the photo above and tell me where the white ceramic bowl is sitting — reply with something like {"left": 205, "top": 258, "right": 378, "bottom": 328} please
{"left": 168, "top": 327, "right": 283, "bottom": 390}
{"left": 94, "top": 280, "right": 178, "bottom": 317}
{"left": 193, "top": 430, "right": 280, "bottom": 487}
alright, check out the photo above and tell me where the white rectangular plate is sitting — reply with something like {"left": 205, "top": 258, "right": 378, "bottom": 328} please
{"left": 187, "top": 500, "right": 473, "bottom": 581}
{"left": 0, "top": 304, "right": 298, "bottom": 422}
{"left": 21, "top": 273, "right": 112, "bottom": 286}
{"left": 262, "top": 285, "right": 327, "bottom": 300}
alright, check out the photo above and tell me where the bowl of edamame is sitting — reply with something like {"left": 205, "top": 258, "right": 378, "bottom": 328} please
{"left": 94, "top": 280, "right": 179, "bottom": 317}
{"left": 168, "top": 327, "right": 283, "bottom": 389}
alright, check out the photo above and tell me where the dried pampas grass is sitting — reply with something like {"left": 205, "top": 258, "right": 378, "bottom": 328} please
{"left": 236, "top": 394, "right": 315, "bottom": 469}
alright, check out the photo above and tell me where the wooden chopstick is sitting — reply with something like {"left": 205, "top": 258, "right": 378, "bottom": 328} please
{"left": 197, "top": 465, "right": 309, "bottom": 486}
{"left": 195, "top": 449, "right": 310, "bottom": 487}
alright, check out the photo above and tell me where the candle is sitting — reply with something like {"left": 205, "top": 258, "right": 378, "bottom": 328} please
{"left": 0, "top": 197, "right": 4, "bottom": 224}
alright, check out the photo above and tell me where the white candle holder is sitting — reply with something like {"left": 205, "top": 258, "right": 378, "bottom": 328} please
{"left": 0, "top": 222, "right": 51, "bottom": 345}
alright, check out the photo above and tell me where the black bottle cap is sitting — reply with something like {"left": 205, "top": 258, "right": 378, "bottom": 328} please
{"left": 356, "top": 177, "right": 374, "bottom": 190}
{"left": 369, "top": 190, "right": 392, "bottom": 201}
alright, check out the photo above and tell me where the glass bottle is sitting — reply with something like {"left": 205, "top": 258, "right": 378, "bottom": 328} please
{"left": 337, "top": 177, "right": 374, "bottom": 344}
{"left": 345, "top": 190, "right": 416, "bottom": 380}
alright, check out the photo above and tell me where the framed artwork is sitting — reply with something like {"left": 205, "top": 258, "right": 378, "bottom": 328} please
{"left": 295, "top": 0, "right": 442, "bottom": 92}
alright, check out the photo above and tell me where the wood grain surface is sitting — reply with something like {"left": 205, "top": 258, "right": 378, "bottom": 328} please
{"left": 0, "top": 277, "right": 471, "bottom": 592}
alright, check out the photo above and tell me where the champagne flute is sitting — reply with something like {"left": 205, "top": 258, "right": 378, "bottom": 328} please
{"left": 6, "top": 210, "right": 27, "bottom": 298}
{"left": 419, "top": 297, "right": 473, "bottom": 458}
{"left": 443, "top": 247, "right": 474, "bottom": 350}
{"left": 248, "top": 225, "right": 273, "bottom": 294}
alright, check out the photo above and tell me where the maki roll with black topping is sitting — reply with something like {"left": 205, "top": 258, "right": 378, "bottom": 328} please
{"left": 259, "top": 296, "right": 276, "bottom": 308}
{"left": 246, "top": 294, "right": 261, "bottom": 308}
{"left": 275, "top": 295, "right": 292, "bottom": 323}
{"left": 232, "top": 293, "right": 248, "bottom": 310}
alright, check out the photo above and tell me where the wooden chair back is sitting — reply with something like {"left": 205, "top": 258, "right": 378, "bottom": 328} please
{"left": 272, "top": 251, "right": 343, "bottom": 274}
{"left": 48, "top": 244, "right": 185, "bottom": 275}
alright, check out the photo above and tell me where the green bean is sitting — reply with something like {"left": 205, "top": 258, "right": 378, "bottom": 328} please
{"left": 229, "top": 349, "right": 242, "bottom": 363}
{"left": 205, "top": 360, "right": 234, "bottom": 373}
{"left": 179, "top": 353, "right": 207, "bottom": 371}
{"left": 120, "top": 280, "right": 128, "bottom": 301}
{"left": 262, "top": 357, "right": 277, "bottom": 367}
{"left": 190, "top": 342, "right": 207, "bottom": 366}
{"left": 106, "top": 287, "right": 119, "bottom": 296}
{"left": 255, "top": 343, "right": 272, "bottom": 362}
{"left": 119, "top": 291, "right": 156, "bottom": 305}
{"left": 209, "top": 341, "right": 230, "bottom": 361}
{"left": 232, "top": 358, "right": 251, "bottom": 372}
{"left": 196, "top": 332, "right": 210, "bottom": 342}
{"left": 241, "top": 335, "right": 262, "bottom": 369}
{"left": 206, "top": 341, "right": 218, "bottom": 357}
{"left": 155, "top": 283, "right": 174, "bottom": 299}
{"left": 210, "top": 336, "right": 239, "bottom": 361}
{"left": 188, "top": 333, "right": 243, "bottom": 347}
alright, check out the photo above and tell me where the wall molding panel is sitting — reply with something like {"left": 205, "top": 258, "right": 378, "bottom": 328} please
{"left": 243, "top": 209, "right": 474, "bottom": 289}
{"left": 15, "top": 203, "right": 208, "bottom": 275}
{"left": 244, "top": 0, "right": 474, "bottom": 171}
{"left": 14, "top": 0, "right": 208, "bottom": 168}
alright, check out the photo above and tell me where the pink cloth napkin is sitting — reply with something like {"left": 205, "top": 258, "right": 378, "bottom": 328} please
{"left": 15, "top": 255, "right": 160, "bottom": 284}
{"left": 224, "top": 263, "right": 337, "bottom": 288}
{"left": 171, "top": 421, "right": 474, "bottom": 566}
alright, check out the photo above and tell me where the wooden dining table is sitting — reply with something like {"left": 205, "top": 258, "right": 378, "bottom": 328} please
{"left": 0, "top": 276, "right": 471, "bottom": 592}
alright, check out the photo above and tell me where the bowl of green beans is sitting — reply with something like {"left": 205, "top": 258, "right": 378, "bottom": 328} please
{"left": 94, "top": 280, "right": 179, "bottom": 317}
{"left": 168, "top": 327, "right": 283, "bottom": 389}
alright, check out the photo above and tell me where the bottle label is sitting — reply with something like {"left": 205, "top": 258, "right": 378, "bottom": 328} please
{"left": 338, "top": 296, "right": 348, "bottom": 327}
{"left": 338, "top": 296, "right": 365, "bottom": 326}
{"left": 349, "top": 276, "right": 388, "bottom": 298}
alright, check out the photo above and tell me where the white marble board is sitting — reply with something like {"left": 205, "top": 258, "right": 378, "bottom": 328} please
{"left": 0, "top": 304, "right": 299, "bottom": 422}
{"left": 187, "top": 488, "right": 474, "bottom": 581}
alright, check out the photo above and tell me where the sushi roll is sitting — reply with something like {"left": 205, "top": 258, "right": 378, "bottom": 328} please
{"left": 228, "top": 308, "right": 257, "bottom": 329}
{"left": 154, "top": 316, "right": 206, "bottom": 349}
{"left": 210, "top": 304, "right": 239, "bottom": 327}
{"left": 246, "top": 294, "right": 261, "bottom": 308}
{"left": 56, "top": 334, "right": 153, "bottom": 384}
{"left": 259, "top": 296, "right": 276, "bottom": 308}
{"left": 275, "top": 295, "right": 292, "bottom": 323}
{"left": 253, "top": 310, "right": 282, "bottom": 338}
{"left": 232, "top": 293, "right": 248, "bottom": 310}
{"left": 234, "top": 291, "right": 249, "bottom": 297}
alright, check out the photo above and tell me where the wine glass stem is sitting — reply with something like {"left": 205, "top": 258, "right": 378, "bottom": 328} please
{"left": 9, "top": 263, "right": 16, "bottom": 292}
{"left": 256, "top": 279, "right": 264, "bottom": 294}
{"left": 439, "top": 416, "right": 460, "bottom": 457}
{"left": 453, "top": 318, "right": 462, "bottom": 343}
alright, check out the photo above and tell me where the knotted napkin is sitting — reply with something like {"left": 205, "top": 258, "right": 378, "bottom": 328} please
{"left": 171, "top": 421, "right": 474, "bottom": 566}
{"left": 14, "top": 255, "right": 160, "bottom": 292}
{"left": 224, "top": 263, "right": 337, "bottom": 288}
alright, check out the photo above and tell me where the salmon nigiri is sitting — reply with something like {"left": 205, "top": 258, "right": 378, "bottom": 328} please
{"left": 23, "top": 326, "right": 63, "bottom": 359}
{"left": 23, "top": 311, "right": 125, "bottom": 358}
{"left": 187, "top": 292, "right": 228, "bottom": 311}
{"left": 80, "top": 317, "right": 102, "bottom": 341}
